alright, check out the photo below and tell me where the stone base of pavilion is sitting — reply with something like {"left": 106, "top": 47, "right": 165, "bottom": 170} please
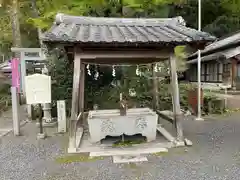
{"left": 67, "top": 120, "right": 188, "bottom": 155}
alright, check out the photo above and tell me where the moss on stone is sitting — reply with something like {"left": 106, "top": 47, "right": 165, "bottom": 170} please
{"left": 55, "top": 153, "right": 104, "bottom": 164}
{"left": 112, "top": 140, "right": 145, "bottom": 147}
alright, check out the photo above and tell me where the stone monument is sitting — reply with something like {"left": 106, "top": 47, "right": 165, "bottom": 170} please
{"left": 57, "top": 100, "right": 67, "bottom": 133}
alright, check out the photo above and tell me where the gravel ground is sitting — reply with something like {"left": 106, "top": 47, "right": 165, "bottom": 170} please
{"left": 1, "top": 114, "right": 240, "bottom": 180}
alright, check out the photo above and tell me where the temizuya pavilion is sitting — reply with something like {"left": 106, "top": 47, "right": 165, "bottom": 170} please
{"left": 42, "top": 13, "right": 215, "bottom": 153}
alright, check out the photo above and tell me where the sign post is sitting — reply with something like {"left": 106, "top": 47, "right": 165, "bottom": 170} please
{"left": 11, "top": 87, "right": 20, "bottom": 136}
{"left": 37, "top": 103, "right": 44, "bottom": 138}
{"left": 25, "top": 73, "right": 51, "bottom": 139}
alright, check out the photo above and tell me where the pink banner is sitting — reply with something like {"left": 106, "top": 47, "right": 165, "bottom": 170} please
{"left": 11, "top": 58, "right": 20, "bottom": 93}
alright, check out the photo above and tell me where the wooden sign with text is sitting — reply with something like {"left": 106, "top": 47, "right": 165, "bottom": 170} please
{"left": 25, "top": 74, "right": 51, "bottom": 104}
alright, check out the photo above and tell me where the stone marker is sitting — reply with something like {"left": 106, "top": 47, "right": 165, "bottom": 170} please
{"left": 11, "top": 87, "right": 20, "bottom": 136}
{"left": 57, "top": 100, "right": 67, "bottom": 133}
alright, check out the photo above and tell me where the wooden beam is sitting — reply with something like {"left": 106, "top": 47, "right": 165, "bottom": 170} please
{"left": 156, "top": 110, "right": 174, "bottom": 124}
{"left": 69, "top": 47, "right": 81, "bottom": 151}
{"left": 11, "top": 47, "right": 42, "bottom": 52}
{"left": 152, "top": 64, "right": 159, "bottom": 110}
{"left": 169, "top": 54, "right": 183, "bottom": 141}
{"left": 79, "top": 50, "right": 171, "bottom": 59}
{"left": 79, "top": 64, "right": 85, "bottom": 116}
{"left": 82, "top": 58, "right": 166, "bottom": 65}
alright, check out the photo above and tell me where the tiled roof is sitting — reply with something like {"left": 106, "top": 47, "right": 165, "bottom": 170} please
{"left": 188, "top": 31, "right": 240, "bottom": 60}
{"left": 42, "top": 13, "right": 216, "bottom": 46}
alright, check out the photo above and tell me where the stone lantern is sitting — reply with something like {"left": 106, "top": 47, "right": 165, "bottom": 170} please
{"left": 41, "top": 65, "right": 57, "bottom": 126}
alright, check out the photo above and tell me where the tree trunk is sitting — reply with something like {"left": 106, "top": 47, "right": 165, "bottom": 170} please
{"left": 31, "top": 0, "right": 43, "bottom": 47}
{"left": 11, "top": 0, "right": 22, "bottom": 55}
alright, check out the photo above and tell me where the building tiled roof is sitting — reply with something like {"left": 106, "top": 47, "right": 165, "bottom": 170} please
{"left": 188, "top": 31, "right": 240, "bottom": 60}
{"left": 41, "top": 13, "right": 216, "bottom": 46}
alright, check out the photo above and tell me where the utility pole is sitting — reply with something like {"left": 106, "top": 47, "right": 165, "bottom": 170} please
{"left": 196, "top": 0, "right": 203, "bottom": 121}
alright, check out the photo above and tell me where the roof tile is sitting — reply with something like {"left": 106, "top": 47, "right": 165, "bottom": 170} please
{"left": 42, "top": 13, "right": 216, "bottom": 45}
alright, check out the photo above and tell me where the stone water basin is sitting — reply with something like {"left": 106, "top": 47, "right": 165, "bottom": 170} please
{"left": 88, "top": 108, "right": 158, "bottom": 143}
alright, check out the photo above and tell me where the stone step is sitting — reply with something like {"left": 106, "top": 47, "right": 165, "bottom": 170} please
{"left": 89, "top": 146, "right": 168, "bottom": 157}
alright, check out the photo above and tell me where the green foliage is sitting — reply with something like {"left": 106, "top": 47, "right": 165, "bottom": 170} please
{"left": 204, "top": 16, "right": 240, "bottom": 38}
{"left": 221, "top": 0, "right": 240, "bottom": 17}
{"left": 170, "top": 0, "right": 240, "bottom": 37}
{"left": 203, "top": 91, "right": 225, "bottom": 114}
{"left": 47, "top": 49, "right": 73, "bottom": 116}
{"left": 0, "top": 83, "right": 11, "bottom": 113}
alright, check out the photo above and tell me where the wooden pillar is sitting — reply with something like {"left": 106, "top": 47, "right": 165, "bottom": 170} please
{"left": 11, "top": 87, "right": 20, "bottom": 136}
{"left": 69, "top": 47, "right": 81, "bottom": 152}
{"left": 152, "top": 64, "right": 159, "bottom": 110}
{"left": 232, "top": 58, "right": 237, "bottom": 89}
{"left": 20, "top": 52, "right": 26, "bottom": 98}
{"left": 169, "top": 54, "right": 183, "bottom": 141}
{"left": 78, "top": 64, "right": 85, "bottom": 120}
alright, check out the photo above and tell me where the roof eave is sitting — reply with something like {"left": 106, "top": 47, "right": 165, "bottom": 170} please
{"left": 187, "top": 53, "right": 226, "bottom": 64}
{"left": 188, "top": 40, "right": 240, "bottom": 60}
{"left": 42, "top": 39, "right": 213, "bottom": 49}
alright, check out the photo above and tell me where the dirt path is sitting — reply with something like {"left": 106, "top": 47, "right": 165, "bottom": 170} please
{"left": 1, "top": 113, "right": 240, "bottom": 179}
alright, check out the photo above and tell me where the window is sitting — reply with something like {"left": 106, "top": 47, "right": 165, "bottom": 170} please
{"left": 223, "top": 63, "right": 231, "bottom": 80}
{"left": 193, "top": 62, "right": 223, "bottom": 82}
{"left": 189, "top": 61, "right": 223, "bottom": 82}
{"left": 223, "top": 63, "right": 231, "bottom": 73}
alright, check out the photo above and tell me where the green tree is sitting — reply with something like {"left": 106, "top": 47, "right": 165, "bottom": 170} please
{"left": 221, "top": 0, "right": 240, "bottom": 17}
{"left": 170, "top": 0, "right": 240, "bottom": 37}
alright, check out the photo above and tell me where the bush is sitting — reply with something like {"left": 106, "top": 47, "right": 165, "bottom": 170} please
{"left": 203, "top": 91, "right": 224, "bottom": 114}
{"left": 47, "top": 50, "right": 73, "bottom": 117}
{"left": 0, "top": 83, "right": 11, "bottom": 113}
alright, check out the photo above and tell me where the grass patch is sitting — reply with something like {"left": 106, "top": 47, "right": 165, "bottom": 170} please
{"left": 152, "top": 151, "right": 168, "bottom": 156}
{"left": 126, "top": 162, "right": 139, "bottom": 169}
{"left": 112, "top": 140, "right": 145, "bottom": 147}
{"left": 55, "top": 153, "right": 104, "bottom": 164}
{"left": 222, "top": 108, "right": 240, "bottom": 116}
{"left": 207, "top": 108, "right": 240, "bottom": 119}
